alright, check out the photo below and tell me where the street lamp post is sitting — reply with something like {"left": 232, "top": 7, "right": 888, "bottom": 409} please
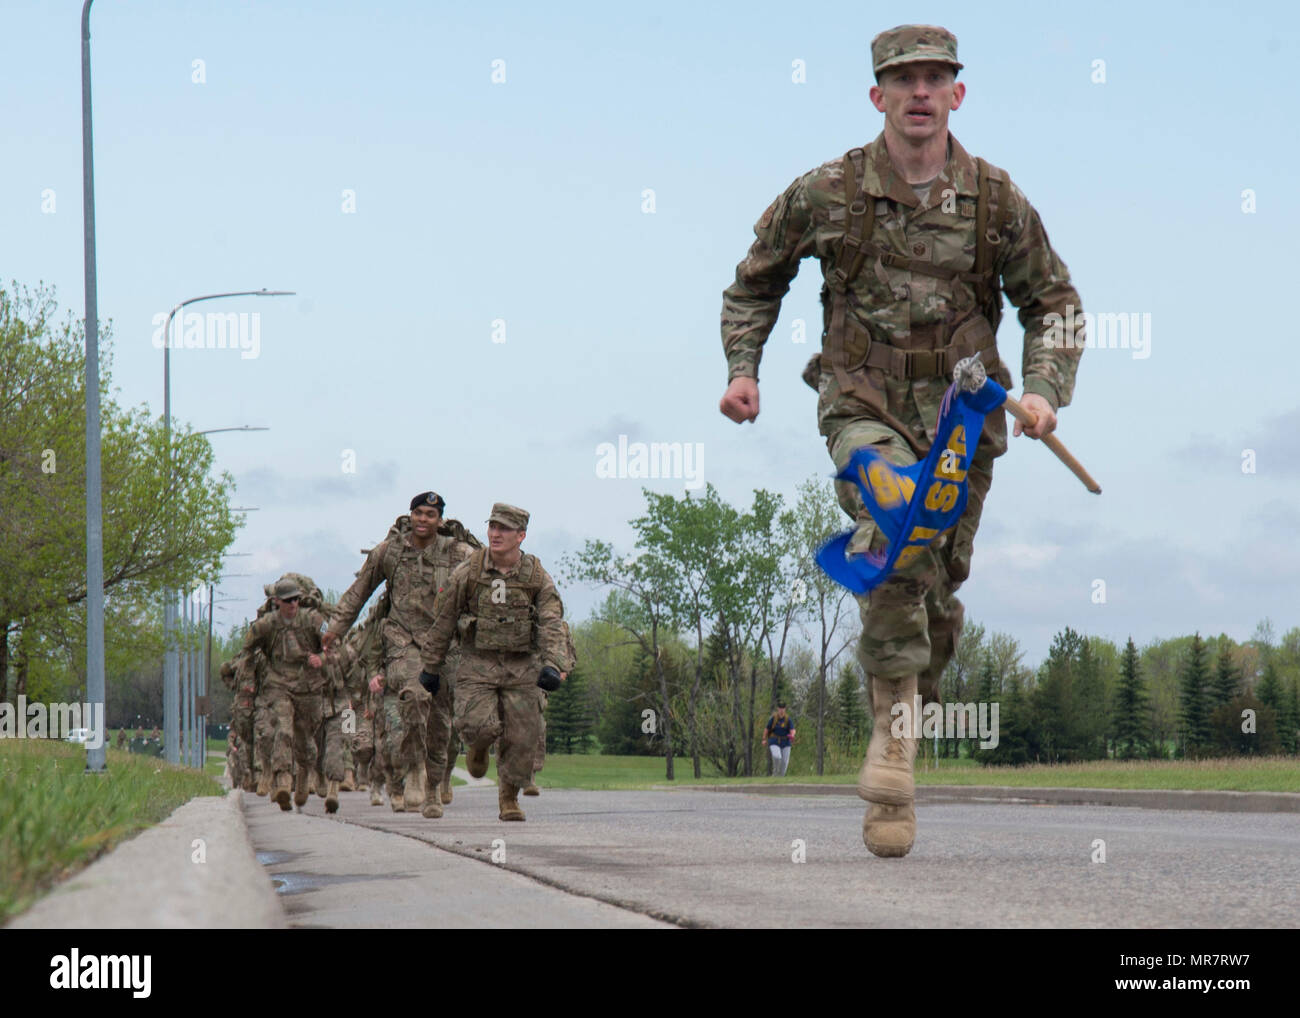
{"left": 80, "top": 0, "right": 106, "bottom": 775}
{"left": 161, "top": 292, "right": 289, "bottom": 766}
{"left": 162, "top": 418, "right": 275, "bottom": 768}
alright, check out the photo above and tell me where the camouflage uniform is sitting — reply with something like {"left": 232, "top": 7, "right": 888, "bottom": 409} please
{"left": 329, "top": 511, "right": 474, "bottom": 811}
{"left": 720, "top": 97, "right": 1082, "bottom": 693}
{"left": 339, "top": 599, "right": 385, "bottom": 798}
{"left": 313, "top": 642, "right": 350, "bottom": 802}
{"left": 722, "top": 25, "right": 1085, "bottom": 857}
{"left": 240, "top": 590, "right": 328, "bottom": 806}
{"left": 421, "top": 506, "right": 567, "bottom": 801}
{"left": 220, "top": 655, "right": 259, "bottom": 791}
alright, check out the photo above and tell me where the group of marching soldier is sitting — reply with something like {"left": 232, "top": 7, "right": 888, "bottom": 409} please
{"left": 220, "top": 493, "right": 574, "bottom": 822}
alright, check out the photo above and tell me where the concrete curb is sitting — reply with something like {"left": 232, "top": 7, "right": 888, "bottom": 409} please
{"left": 664, "top": 783, "right": 1300, "bottom": 813}
{"left": 9, "top": 789, "right": 287, "bottom": 929}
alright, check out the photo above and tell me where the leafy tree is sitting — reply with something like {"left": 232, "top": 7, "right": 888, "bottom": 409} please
{"left": 1, "top": 282, "right": 239, "bottom": 705}
{"left": 940, "top": 621, "right": 985, "bottom": 758}
{"left": 789, "top": 478, "right": 856, "bottom": 775}
{"left": 563, "top": 525, "right": 683, "bottom": 777}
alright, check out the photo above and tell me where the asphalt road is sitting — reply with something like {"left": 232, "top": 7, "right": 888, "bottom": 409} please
{"left": 243, "top": 786, "right": 1300, "bottom": 928}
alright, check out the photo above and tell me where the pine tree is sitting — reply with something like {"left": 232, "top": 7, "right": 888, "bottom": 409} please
{"left": 982, "top": 674, "right": 1030, "bottom": 766}
{"left": 1114, "top": 637, "right": 1149, "bottom": 759}
{"left": 1212, "top": 640, "right": 1240, "bottom": 707}
{"left": 1289, "top": 680, "right": 1300, "bottom": 756}
{"left": 1178, "top": 633, "right": 1212, "bottom": 758}
{"left": 546, "top": 666, "right": 595, "bottom": 755}
{"left": 1275, "top": 677, "right": 1300, "bottom": 755}
{"left": 1255, "top": 661, "right": 1283, "bottom": 712}
{"left": 1033, "top": 627, "right": 1084, "bottom": 762}
{"left": 834, "top": 662, "right": 867, "bottom": 750}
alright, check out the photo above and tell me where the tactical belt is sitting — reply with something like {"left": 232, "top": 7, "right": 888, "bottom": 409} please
{"left": 857, "top": 327, "right": 999, "bottom": 380}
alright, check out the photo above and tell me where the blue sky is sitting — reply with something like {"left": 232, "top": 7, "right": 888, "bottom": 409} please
{"left": 4, "top": 0, "right": 1297, "bottom": 664}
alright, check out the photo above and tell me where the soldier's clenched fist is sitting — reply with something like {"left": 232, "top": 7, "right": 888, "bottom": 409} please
{"left": 719, "top": 377, "right": 760, "bottom": 423}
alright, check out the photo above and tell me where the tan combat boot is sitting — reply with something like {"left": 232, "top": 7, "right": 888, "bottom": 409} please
{"left": 340, "top": 769, "right": 355, "bottom": 792}
{"left": 369, "top": 784, "right": 384, "bottom": 806}
{"left": 522, "top": 783, "right": 540, "bottom": 796}
{"left": 857, "top": 673, "right": 919, "bottom": 806}
{"left": 498, "top": 781, "right": 525, "bottom": 821}
{"left": 440, "top": 775, "right": 454, "bottom": 804}
{"left": 466, "top": 740, "right": 491, "bottom": 779}
{"left": 256, "top": 772, "right": 271, "bottom": 797}
{"left": 272, "top": 772, "right": 293, "bottom": 811}
{"left": 863, "top": 802, "right": 916, "bottom": 858}
{"left": 294, "top": 769, "right": 310, "bottom": 808}
{"left": 421, "top": 790, "right": 444, "bottom": 819}
{"left": 324, "top": 779, "right": 340, "bottom": 814}
{"left": 403, "top": 766, "right": 427, "bottom": 813}
{"left": 388, "top": 778, "right": 405, "bottom": 812}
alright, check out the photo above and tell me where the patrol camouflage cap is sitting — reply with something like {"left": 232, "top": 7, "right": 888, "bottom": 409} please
{"left": 272, "top": 577, "right": 302, "bottom": 600}
{"left": 871, "top": 25, "right": 963, "bottom": 78}
{"left": 487, "top": 503, "right": 529, "bottom": 530}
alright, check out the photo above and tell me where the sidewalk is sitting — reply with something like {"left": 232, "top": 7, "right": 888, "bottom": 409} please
{"left": 8, "top": 789, "right": 284, "bottom": 929}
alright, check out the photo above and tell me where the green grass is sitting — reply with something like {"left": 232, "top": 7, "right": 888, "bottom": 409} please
{"left": 484, "top": 752, "right": 1300, "bottom": 793}
{"left": 0, "top": 740, "right": 223, "bottom": 924}
{"left": 914, "top": 756, "right": 1300, "bottom": 792}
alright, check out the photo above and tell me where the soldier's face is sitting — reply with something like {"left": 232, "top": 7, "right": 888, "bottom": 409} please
{"left": 487, "top": 521, "right": 525, "bottom": 554}
{"left": 276, "top": 596, "right": 299, "bottom": 619}
{"left": 870, "top": 62, "right": 964, "bottom": 142}
{"left": 411, "top": 504, "right": 441, "bottom": 537}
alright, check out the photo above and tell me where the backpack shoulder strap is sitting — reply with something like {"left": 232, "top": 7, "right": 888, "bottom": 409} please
{"left": 830, "top": 147, "right": 873, "bottom": 292}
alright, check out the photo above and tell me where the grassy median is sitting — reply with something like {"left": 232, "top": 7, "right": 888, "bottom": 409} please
{"left": 477, "top": 752, "right": 1299, "bottom": 793}
{"left": 0, "top": 740, "right": 223, "bottom": 924}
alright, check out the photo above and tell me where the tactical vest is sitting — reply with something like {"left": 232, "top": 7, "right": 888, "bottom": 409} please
{"left": 376, "top": 515, "right": 482, "bottom": 640}
{"left": 463, "top": 548, "right": 544, "bottom": 654}
{"left": 820, "top": 147, "right": 1012, "bottom": 456}
{"left": 260, "top": 610, "right": 324, "bottom": 688}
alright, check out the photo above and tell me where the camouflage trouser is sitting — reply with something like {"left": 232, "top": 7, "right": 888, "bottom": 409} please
{"left": 253, "top": 691, "right": 276, "bottom": 780}
{"left": 379, "top": 642, "right": 431, "bottom": 791}
{"left": 351, "top": 699, "right": 376, "bottom": 783}
{"left": 443, "top": 722, "right": 459, "bottom": 787}
{"left": 232, "top": 696, "right": 255, "bottom": 784}
{"left": 425, "top": 650, "right": 459, "bottom": 790}
{"left": 454, "top": 649, "right": 542, "bottom": 789}
{"left": 263, "top": 684, "right": 324, "bottom": 779}
{"left": 314, "top": 709, "right": 346, "bottom": 783}
{"left": 819, "top": 366, "right": 1008, "bottom": 689}
{"left": 227, "top": 734, "right": 244, "bottom": 787}
{"left": 535, "top": 688, "right": 548, "bottom": 770}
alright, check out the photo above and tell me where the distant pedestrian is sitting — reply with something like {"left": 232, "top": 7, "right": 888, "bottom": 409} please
{"left": 764, "top": 704, "right": 797, "bottom": 777}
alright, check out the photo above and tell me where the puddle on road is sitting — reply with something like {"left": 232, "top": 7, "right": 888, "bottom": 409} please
{"left": 270, "top": 871, "right": 417, "bottom": 896}
{"left": 255, "top": 850, "right": 301, "bottom": 866}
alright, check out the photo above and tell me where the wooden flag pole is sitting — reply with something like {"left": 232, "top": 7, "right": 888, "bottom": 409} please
{"left": 950, "top": 355, "right": 1101, "bottom": 495}
{"left": 1002, "top": 395, "right": 1101, "bottom": 495}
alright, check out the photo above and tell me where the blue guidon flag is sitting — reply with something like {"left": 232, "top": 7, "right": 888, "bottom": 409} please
{"left": 817, "top": 358, "right": 1008, "bottom": 594}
